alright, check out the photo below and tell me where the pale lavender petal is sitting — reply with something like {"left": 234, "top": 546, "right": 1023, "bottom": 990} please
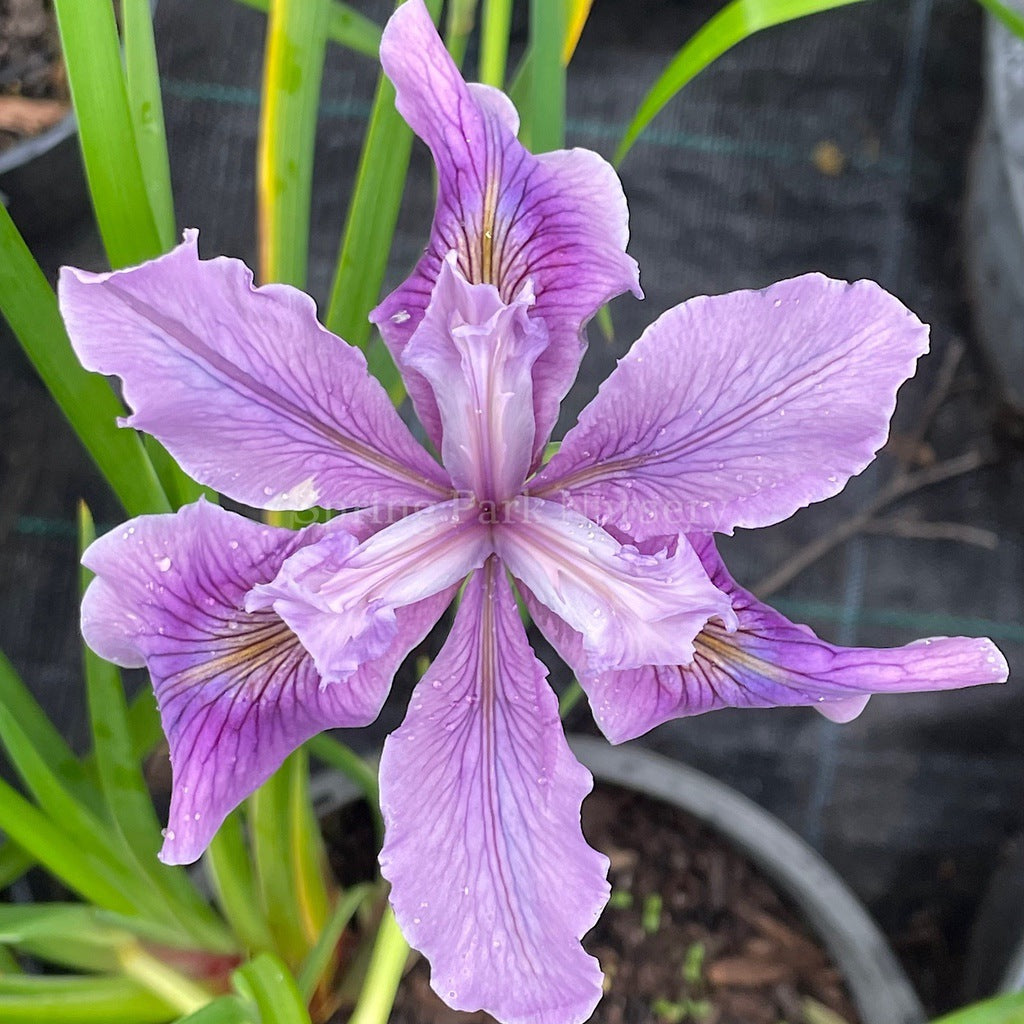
{"left": 371, "top": 0, "right": 640, "bottom": 457}
{"left": 249, "top": 499, "right": 490, "bottom": 687}
{"left": 527, "top": 535, "right": 1008, "bottom": 743}
{"left": 495, "top": 497, "right": 735, "bottom": 673}
{"left": 402, "top": 254, "right": 548, "bottom": 501}
{"left": 60, "top": 231, "right": 450, "bottom": 512}
{"left": 379, "top": 560, "right": 608, "bottom": 1024}
{"left": 81, "top": 501, "right": 448, "bottom": 864}
{"left": 533, "top": 275, "right": 929, "bottom": 536}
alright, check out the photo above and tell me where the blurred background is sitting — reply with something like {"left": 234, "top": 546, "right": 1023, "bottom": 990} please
{"left": 1, "top": 0, "right": 1023, "bottom": 1012}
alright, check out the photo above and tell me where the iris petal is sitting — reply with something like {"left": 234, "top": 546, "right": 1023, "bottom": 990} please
{"left": 495, "top": 496, "right": 735, "bottom": 673}
{"left": 60, "top": 231, "right": 450, "bottom": 513}
{"left": 81, "top": 501, "right": 448, "bottom": 864}
{"left": 379, "top": 559, "right": 608, "bottom": 1024}
{"left": 371, "top": 0, "right": 640, "bottom": 460}
{"left": 249, "top": 500, "right": 491, "bottom": 687}
{"left": 527, "top": 534, "right": 1008, "bottom": 744}
{"left": 403, "top": 255, "right": 548, "bottom": 501}
{"left": 533, "top": 274, "right": 929, "bottom": 537}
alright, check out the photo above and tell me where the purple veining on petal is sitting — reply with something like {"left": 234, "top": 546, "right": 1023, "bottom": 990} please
{"left": 60, "top": 230, "right": 450, "bottom": 513}
{"left": 371, "top": 0, "right": 640, "bottom": 460}
{"left": 532, "top": 274, "right": 929, "bottom": 537}
{"left": 248, "top": 499, "right": 491, "bottom": 687}
{"left": 379, "top": 559, "right": 608, "bottom": 1024}
{"left": 81, "top": 500, "right": 449, "bottom": 864}
{"left": 527, "top": 534, "right": 1008, "bottom": 744}
{"left": 403, "top": 254, "right": 549, "bottom": 502}
{"left": 494, "top": 496, "right": 735, "bottom": 674}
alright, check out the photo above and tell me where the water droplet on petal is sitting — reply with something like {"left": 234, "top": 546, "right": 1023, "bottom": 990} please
{"left": 156, "top": 556, "right": 172, "bottom": 572}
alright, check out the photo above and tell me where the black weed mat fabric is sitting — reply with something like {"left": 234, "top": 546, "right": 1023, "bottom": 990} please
{"left": 1, "top": 0, "right": 1022, "bottom": 1011}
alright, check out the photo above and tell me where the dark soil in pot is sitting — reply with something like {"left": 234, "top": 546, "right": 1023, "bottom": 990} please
{"left": 0, "top": 0, "right": 70, "bottom": 153}
{"left": 325, "top": 785, "right": 862, "bottom": 1024}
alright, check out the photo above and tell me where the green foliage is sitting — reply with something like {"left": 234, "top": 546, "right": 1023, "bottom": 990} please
{"left": 325, "top": 0, "right": 442, "bottom": 403}
{"left": 930, "top": 991, "right": 1024, "bottom": 1024}
{"left": 257, "top": 0, "right": 331, "bottom": 287}
{"left": 615, "top": 0, "right": 867, "bottom": 164}
{"left": 977, "top": 0, "right": 1024, "bottom": 40}
{"left": 52, "top": 0, "right": 163, "bottom": 267}
{"left": 527, "top": 0, "right": 567, "bottom": 152}
{"left": 234, "top": 0, "right": 382, "bottom": 57}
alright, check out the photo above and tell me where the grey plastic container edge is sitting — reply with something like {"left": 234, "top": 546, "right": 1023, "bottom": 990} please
{"left": 306, "top": 738, "right": 925, "bottom": 1024}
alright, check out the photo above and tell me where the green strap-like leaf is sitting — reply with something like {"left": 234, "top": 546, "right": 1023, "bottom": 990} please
{"left": 325, "top": 0, "right": 443, "bottom": 403}
{"left": 244, "top": 750, "right": 332, "bottom": 968}
{"left": 171, "top": 996, "right": 255, "bottom": 1024}
{"left": 614, "top": 0, "right": 867, "bottom": 164}
{"left": 930, "top": 991, "right": 1024, "bottom": 1024}
{"left": 0, "top": 974, "right": 176, "bottom": 1024}
{"left": 248, "top": 754, "right": 315, "bottom": 968}
{"left": 257, "top": 0, "right": 330, "bottom": 287}
{"left": 204, "top": 810, "right": 276, "bottom": 954}
{"left": 52, "top": 0, "right": 163, "bottom": 268}
{"left": 286, "top": 748, "right": 332, "bottom": 955}
{"left": 0, "top": 842, "right": 35, "bottom": 891}
{"left": 527, "top": 0, "right": 567, "bottom": 153}
{"left": 479, "top": 0, "right": 513, "bottom": 86}
{"left": 123, "top": 0, "right": 176, "bottom": 251}
{"left": 0, "top": 774, "right": 142, "bottom": 916}
{"left": 296, "top": 883, "right": 372, "bottom": 1000}
{"left": 235, "top": 0, "right": 382, "bottom": 57}
{"left": 233, "top": 954, "right": 312, "bottom": 1024}
{"left": 346, "top": 908, "right": 409, "bottom": 1024}
{"left": 0, "top": 205, "right": 171, "bottom": 517}
{"left": 976, "top": 0, "right": 1024, "bottom": 39}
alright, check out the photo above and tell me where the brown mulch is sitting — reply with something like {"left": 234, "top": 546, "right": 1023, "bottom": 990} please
{"left": 0, "top": 0, "right": 70, "bottom": 152}
{"left": 327, "top": 785, "right": 862, "bottom": 1024}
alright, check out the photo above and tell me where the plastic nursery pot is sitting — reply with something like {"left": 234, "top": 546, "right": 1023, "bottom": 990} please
{"left": 965, "top": 0, "right": 1024, "bottom": 433}
{"left": 0, "top": 0, "right": 159, "bottom": 239}
{"left": 307, "top": 737, "right": 925, "bottom": 1024}
{"left": 0, "top": 108, "right": 86, "bottom": 239}
{"left": 567, "top": 736, "right": 925, "bottom": 1024}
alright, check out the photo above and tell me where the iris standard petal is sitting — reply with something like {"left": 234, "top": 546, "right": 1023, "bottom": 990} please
{"left": 81, "top": 501, "right": 448, "bottom": 864}
{"left": 248, "top": 499, "right": 490, "bottom": 687}
{"left": 378, "top": 559, "right": 608, "bottom": 1024}
{"left": 527, "top": 534, "right": 1008, "bottom": 744}
{"left": 60, "top": 230, "right": 450, "bottom": 513}
{"left": 532, "top": 274, "right": 929, "bottom": 537}
{"left": 403, "top": 254, "right": 549, "bottom": 501}
{"left": 495, "top": 496, "right": 735, "bottom": 673}
{"left": 370, "top": 0, "right": 640, "bottom": 458}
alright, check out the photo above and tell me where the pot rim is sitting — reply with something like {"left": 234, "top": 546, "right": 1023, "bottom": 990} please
{"left": 0, "top": 110, "right": 77, "bottom": 178}
{"left": 309, "top": 735, "right": 925, "bottom": 1024}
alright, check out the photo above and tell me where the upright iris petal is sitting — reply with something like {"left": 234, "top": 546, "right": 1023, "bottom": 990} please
{"left": 370, "top": 0, "right": 641, "bottom": 460}
{"left": 403, "top": 254, "right": 549, "bottom": 502}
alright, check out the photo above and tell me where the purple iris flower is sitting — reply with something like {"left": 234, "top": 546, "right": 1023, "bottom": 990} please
{"left": 60, "top": 2, "right": 1007, "bottom": 1022}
